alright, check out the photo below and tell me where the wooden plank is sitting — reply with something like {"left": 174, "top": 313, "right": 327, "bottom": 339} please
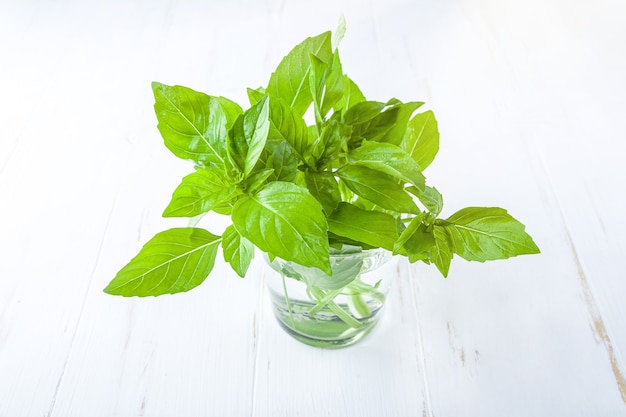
{"left": 40, "top": 1, "right": 272, "bottom": 415}
{"left": 0, "top": 0, "right": 185, "bottom": 415}
{"left": 521, "top": 0, "right": 626, "bottom": 401}
{"left": 47, "top": 176, "right": 263, "bottom": 415}
{"left": 366, "top": 0, "right": 626, "bottom": 414}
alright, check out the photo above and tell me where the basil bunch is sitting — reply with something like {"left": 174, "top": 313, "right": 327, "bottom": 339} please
{"left": 105, "top": 29, "right": 538, "bottom": 297}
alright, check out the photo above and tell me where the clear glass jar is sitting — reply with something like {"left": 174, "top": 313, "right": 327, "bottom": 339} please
{"left": 265, "top": 246, "right": 395, "bottom": 348}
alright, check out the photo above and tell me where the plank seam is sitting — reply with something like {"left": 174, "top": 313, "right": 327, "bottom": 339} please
{"left": 45, "top": 183, "right": 123, "bottom": 417}
{"left": 407, "top": 262, "right": 434, "bottom": 417}
{"left": 532, "top": 141, "right": 626, "bottom": 404}
{"left": 249, "top": 266, "right": 267, "bottom": 417}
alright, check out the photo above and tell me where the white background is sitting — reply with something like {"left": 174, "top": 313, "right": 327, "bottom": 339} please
{"left": 1, "top": 0, "right": 625, "bottom": 415}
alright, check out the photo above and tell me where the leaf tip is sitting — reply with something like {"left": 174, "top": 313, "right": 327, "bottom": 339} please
{"left": 102, "top": 282, "right": 121, "bottom": 296}
{"left": 436, "top": 263, "right": 450, "bottom": 278}
{"left": 151, "top": 81, "right": 165, "bottom": 93}
{"left": 321, "top": 261, "right": 333, "bottom": 277}
{"left": 332, "top": 15, "right": 347, "bottom": 50}
{"left": 161, "top": 206, "right": 177, "bottom": 218}
{"left": 527, "top": 239, "right": 541, "bottom": 255}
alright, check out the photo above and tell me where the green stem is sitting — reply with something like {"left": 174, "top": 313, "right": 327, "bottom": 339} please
{"left": 308, "top": 288, "right": 343, "bottom": 316}
{"left": 347, "top": 294, "right": 371, "bottom": 318}
{"left": 346, "top": 279, "right": 385, "bottom": 303}
{"left": 327, "top": 300, "right": 363, "bottom": 329}
{"left": 281, "top": 272, "right": 296, "bottom": 329}
{"left": 343, "top": 278, "right": 387, "bottom": 318}
{"left": 308, "top": 287, "right": 363, "bottom": 329}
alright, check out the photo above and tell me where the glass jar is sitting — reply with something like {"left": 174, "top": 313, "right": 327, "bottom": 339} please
{"left": 265, "top": 246, "right": 395, "bottom": 348}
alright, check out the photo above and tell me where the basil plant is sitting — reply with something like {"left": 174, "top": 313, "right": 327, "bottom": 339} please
{"left": 105, "top": 27, "right": 539, "bottom": 297}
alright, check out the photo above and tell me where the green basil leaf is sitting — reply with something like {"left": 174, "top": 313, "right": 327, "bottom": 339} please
{"left": 431, "top": 225, "right": 453, "bottom": 277}
{"left": 335, "top": 174, "right": 368, "bottom": 211}
{"left": 306, "top": 135, "right": 324, "bottom": 168}
{"left": 407, "top": 185, "right": 443, "bottom": 216}
{"left": 308, "top": 51, "right": 345, "bottom": 123}
{"left": 227, "top": 97, "right": 270, "bottom": 176}
{"left": 104, "top": 228, "right": 221, "bottom": 297}
{"left": 343, "top": 100, "right": 395, "bottom": 141}
{"left": 343, "top": 101, "right": 386, "bottom": 125}
{"left": 307, "top": 120, "right": 342, "bottom": 168}
{"left": 152, "top": 82, "right": 241, "bottom": 167}
{"left": 328, "top": 233, "right": 376, "bottom": 250}
{"left": 321, "top": 51, "right": 344, "bottom": 117}
{"left": 338, "top": 76, "right": 366, "bottom": 112}
{"left": 226, "top": 116, "right": 247, "bottom": 174}
{"left": 215, "top": 96, "right": 244, "bottom": 127}
{"left": 222, "top": 224, "right": 254, "bottom": 277}
{"left": 409, "top": 252, "right": 430, "bottom": 264}
{"left": 268, "top": 141, "right": 298, "bottom": 182}
{"left": 337, "top": 165, "right": 419, "bottom": 214}
{"left": 232, "top": 182, "right": 331, "bottom": 274}
{"left": 403, "top": 110, "right": 439, "bottom": 170}
{"left": 352, "top": 111, "right": 397, "bottom": 142}
{"left": 379, "top": 101, "right": 423, "bottom": 145}
{"left": 163, "top": 167, "right": 239, "bottom": 218}
{"left": 393, "top": 213, "right": 426, "bottom": 255}
{"left": 267, "top": 31, "right": 333, "bottom": 116}
{"left": 308, "top": 53, "right": 328, "bottom": 124}
{"left": 332, "top": 15, "right": 346, "bottom": 50}
{"left": 244, "top": 168, "right": 275, "bottom": 194}
{"left": 247, "top": 87, "right": 266, "bottom": 106}
{"left": 438, "top": 207, "right": 540, "bottom": 262}
{"left": 305, "top": 170, "right": 341, "bottom": 214}
{"left": 302, "top": 253, "right": 363, "bottom": 291}
{"left": 394, "top": 216, "right": 435, "bottom": 262}
{"left": 266, "top": 95, "right": 309, "bottom": 161}
{"left": 345, "top": 100, "right": 421, "bottom": 144}
{"left": 348, "top": 141, "right": 425, "bottom": 190}
{"left": 327, "top": 202, "right": 399, "bottom": 251}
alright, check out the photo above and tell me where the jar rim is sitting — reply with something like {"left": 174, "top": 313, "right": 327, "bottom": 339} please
{"left": 329, "top": 244, "right": 387, "bottom": 257}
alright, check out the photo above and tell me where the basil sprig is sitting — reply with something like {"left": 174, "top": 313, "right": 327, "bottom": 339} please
{"left": 106, "top": 26, "right": 539, "bottom": 297}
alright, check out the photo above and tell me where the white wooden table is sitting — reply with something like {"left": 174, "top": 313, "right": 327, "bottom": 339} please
{"left": 1, "top": 1, "right": 625, "bottom": 415}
